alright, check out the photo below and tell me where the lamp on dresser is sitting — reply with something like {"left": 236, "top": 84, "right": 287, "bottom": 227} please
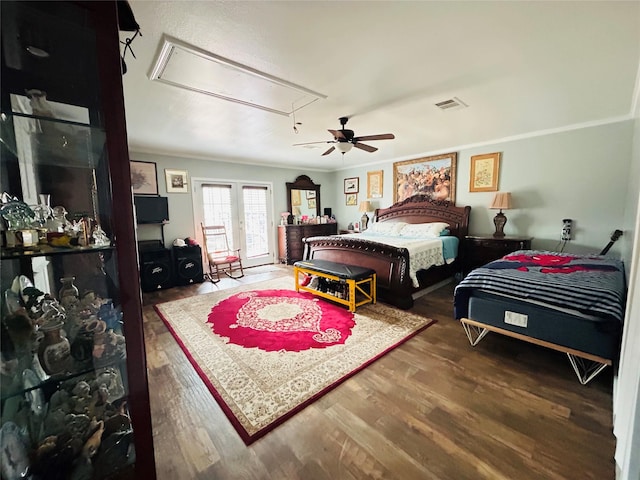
{"left": 489, "top": 192, "right": 512, "bottom": 238}
{"left": 359, "top": 201, "right": 372, "bottom": 231}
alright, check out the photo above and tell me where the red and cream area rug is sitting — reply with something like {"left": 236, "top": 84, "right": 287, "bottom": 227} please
{"left": 154, "top": 276, "right": 436, "bottom": 444}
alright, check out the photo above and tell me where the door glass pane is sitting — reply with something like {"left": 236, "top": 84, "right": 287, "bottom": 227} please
{"left": 202, "top": 184, "right": 235, "bottom": 249}
{"left": 242, "top": 186, "right": 269, "bottom": 258}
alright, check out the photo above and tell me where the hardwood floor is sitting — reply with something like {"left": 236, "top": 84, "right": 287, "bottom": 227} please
{"left": 141, "top": 265, "right": 615, "bottom": 480}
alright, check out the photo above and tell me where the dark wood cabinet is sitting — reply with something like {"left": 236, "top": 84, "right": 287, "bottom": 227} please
{"left": 463, "top": 236, "right": 533, "bottom": 274}
{"left": 1, "top": 2, "right": 156, "bottom": 478}
{"left": 278, "top": 224, "right": 337, "bottom": 264}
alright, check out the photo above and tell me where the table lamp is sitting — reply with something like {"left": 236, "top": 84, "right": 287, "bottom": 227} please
{"left": 489, "top": 192, "right": 512, "bottom": 238}
{"left": 359, "top": 201, "right": 372, "bottom": 231}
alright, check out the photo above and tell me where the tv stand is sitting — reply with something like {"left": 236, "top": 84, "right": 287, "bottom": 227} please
{"left": 136, "top": 221, "right": 168, "bottom": 247}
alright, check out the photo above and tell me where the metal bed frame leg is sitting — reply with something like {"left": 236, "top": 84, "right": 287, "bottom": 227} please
{"left": 462, "top": 322, "right": 490, "bottom": 346}
{"left": 566, "top": 354, "right": 609, "bottom": 385}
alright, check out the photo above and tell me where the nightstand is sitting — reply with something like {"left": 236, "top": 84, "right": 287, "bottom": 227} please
{"left": 463, "top": 235, "right": 533, "bottom": 275}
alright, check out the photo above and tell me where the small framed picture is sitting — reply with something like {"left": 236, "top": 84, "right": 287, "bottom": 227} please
{"left": 306, "top": 190, "right": 316, "bottom": 199}
{"left": 345, "top": 193, "right": 357, "bottom": 206}
{"left": 367, "top": 170, "right": 383, "bottom": 198}
{"left": 470, "top": 152, "right": 501, "bottom": 192}
{"left": 291, "top": 189, "right": 301, "bottom": 206}
{"left": 344, "top": 177, "right": 359, "bottom": 194}
{"left": 165, "top": 169, "right": 189, "bottom": 193}
{"left": 130, "top": 161, "right": 158, "bottom": 195}
{"left": 308, "top": 198, "right": 316, "bottom": 209}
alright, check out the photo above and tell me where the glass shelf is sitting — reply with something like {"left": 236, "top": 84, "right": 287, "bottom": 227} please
{"left": 1, "top": 244, "right": 113, "bottom": 260}
{"left": 1, "top": 111, "right": 106, "bottom": 170}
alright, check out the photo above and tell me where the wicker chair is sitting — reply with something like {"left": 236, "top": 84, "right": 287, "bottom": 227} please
{"left": 201, "top": 223, "right": 244, "bottom": 283}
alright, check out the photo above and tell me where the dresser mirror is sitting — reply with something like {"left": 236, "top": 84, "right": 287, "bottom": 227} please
{"left": 286, "top": 175, "right": 321, "bottom": 219}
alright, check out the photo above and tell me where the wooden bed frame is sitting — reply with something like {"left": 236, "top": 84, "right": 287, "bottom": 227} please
{"left": 302, "top": 195, "right": 471, "bottom": 309}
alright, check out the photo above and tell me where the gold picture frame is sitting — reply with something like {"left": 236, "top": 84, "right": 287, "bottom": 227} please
{"left": 291, "top": 189, "right": 301, "bottom": 206}
{"left": 165, "top": 169, "right": 189, "bottom": 193}
{"left": 367, "top": 170, "right": 383, "bottom": 198}
{"left": 470, "top": 152, "right": 501, "bottom": 192}
{"left": 345, "top": 193, "right": 358, "bottom": 206}
{"left": 393, "top": 152, "right": 457, "bottom": 203}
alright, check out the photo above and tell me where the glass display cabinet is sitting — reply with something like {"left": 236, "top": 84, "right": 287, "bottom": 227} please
{"left": 0, "top": 2, "right": 156, "bottom": 479}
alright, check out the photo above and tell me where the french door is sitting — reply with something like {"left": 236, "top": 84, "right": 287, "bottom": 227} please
{"left": 192, "top": 179, "right": 275, "bottom": 267}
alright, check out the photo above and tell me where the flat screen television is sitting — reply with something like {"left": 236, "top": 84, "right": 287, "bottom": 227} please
{"left": 134, "top": 195, "right": 169, "bottom": 224}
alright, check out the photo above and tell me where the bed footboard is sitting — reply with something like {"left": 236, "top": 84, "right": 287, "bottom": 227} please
{"left": 303, "top": 236, "right": 414, "bottom": 309}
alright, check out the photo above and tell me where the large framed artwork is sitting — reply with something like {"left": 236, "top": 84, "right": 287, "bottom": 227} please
{"left": 469, "top": 152, "right": 501, "bottom": 192}
{"left": 130, "top": 161, "right": 158, "bottom": 195}
{"left": 393, "top": 152, "right": 457, "bottom": 203}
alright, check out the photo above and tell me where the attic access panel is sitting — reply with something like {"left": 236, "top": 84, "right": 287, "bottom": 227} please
{"left": 149, "top": 35, "right": 326, "bottom": 116}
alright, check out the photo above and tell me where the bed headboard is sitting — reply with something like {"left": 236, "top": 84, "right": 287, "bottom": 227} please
{"left": 374, "top": 195, "right": 471, "bottom": 239}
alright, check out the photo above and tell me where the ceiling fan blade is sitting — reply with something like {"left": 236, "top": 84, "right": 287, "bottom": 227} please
{"left": 329, "top": 129, "right": 346, "bottom": 140}
{"left": 353, "top": 133, "right": 395, "bottom": 142}
{"left": 293, "top": 140, "right": 334, "bottom": 146}
{"left": 354, "top": 142, "right": 377, "bottom": 153}
{"left": 322, "top": 146, "right": 336, "bottom": 156}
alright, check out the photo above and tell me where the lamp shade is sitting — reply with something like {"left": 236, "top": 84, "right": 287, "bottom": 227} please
{"left": 489, "top": 192, "right": 512, "bottom": 210}
{"left": 359, "top": 201, "right": 372, "bottom": 212}
{"left": 336, "top": 142, "right": 353, "bottom": 153}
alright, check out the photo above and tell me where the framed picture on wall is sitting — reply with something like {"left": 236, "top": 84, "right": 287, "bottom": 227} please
{"left": 346, "top": 193, "right": 357, "bottom": 206}
{"left": 344, "top": 177, "right": 359, "bottom": 194}
{"left": 393, "top": 152, "right": 457, "bottom": 203}
{"left": 130, "top": 161, "right": 158, "bottom": 195}
{"left": 165, "top": 169, "right": 189, "bottom": 193}
{"left": 469, "top": 152, "right": 501, "bottom": 192}
{"left": 367, "top": 170, "right": 383, "bottom": 198}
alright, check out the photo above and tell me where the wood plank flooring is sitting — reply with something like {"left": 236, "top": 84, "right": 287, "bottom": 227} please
{"left": 141, "top": 265, "right": 615, "bottom": 480}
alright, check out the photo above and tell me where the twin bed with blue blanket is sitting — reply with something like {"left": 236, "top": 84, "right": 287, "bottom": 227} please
{"left": 454, "top": 250, "right": 626, "bottom": 384}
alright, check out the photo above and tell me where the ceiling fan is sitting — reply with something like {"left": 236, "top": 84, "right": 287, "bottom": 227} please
{"left": 294, "top": 117, "right": 395, "bottom": 156}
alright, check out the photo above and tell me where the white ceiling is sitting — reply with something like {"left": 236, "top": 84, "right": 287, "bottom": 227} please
{"left": 121, "top": 1, "right": 640, "bottom": 172}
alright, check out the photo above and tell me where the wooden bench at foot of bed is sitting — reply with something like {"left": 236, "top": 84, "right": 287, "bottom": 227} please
{"left": 293, "top": 259, "right": 376, "bottom": 312}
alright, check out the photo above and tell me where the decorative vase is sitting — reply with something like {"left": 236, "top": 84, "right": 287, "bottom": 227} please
{"left": 37, "top": 320, "right": 71, "bottom": 375}
{"left": 58, "top": 276, "right": 79, "bottom": 302}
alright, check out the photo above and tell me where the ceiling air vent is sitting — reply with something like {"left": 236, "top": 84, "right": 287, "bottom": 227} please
{"left": 435, "top": 97, "right": 468, "bottom": 111}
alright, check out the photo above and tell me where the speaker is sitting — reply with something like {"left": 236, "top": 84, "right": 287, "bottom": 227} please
{"left": 323, "top": 207, "right": 332, "bottom": 217}
{"left": 173, "top": 245, "right": 204, "bottom": 285}
{"left": 139, "top": 248, "right": 173, "bottom": 292}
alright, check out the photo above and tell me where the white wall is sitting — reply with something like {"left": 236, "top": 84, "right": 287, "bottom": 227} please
{"left": 613, "top": 105, "right": 640, "bottom": 480}
{"left": 130, "top": 152, "right": 334, "bottom": 249}
{"left": 332, "top": 120, "right": 634, "bottom": 255}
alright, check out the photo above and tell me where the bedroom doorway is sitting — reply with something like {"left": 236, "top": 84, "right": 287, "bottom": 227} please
{"left": 192, "top": 179, "right": 275, "bottom": 267}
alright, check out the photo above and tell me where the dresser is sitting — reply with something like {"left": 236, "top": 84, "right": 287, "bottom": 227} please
{"left": 463, "top": 235, "right": 533, "bottom": 275}
{"left": 278, "top": 224, "right": 338, "bottom": 264}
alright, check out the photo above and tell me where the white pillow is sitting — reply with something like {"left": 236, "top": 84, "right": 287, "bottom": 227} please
{"left": 399, "top": 222, "right": 450, "bottom": 238}
{"left": 366, "top": 221, "right": 407, "bottom": 236}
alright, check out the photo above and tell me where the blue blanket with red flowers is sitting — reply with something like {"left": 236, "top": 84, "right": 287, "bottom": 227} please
{"left": 454, "top": 250, "right": 626, "bottom": 322}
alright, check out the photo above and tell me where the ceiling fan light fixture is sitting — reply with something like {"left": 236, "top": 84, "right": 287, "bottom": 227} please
{"left": 336, "top": 142, "right": 353, "bottom": 153}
